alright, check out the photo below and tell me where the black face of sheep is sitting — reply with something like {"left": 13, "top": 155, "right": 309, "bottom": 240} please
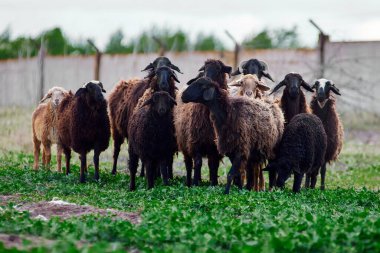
{"left": 75, "top": 81, "right": 106, "bottom": 106}
{"left": 182, "top": 78, "right": 216, "bottom": 104}
{"left": 141, "top": 56, "right": 183, "bottom": 74}
{"left": 271, "top": 73, "right": 313, "bottom": 99}
{"left": 142, "top": 91, "right": 177, "bottom": 116}
{"left": 154, "top": 66, "right": 180, "bottom": 92}
{"left": 312, "top": 79, "right": 341, "bottom": 108}
{"left": 231, "top": 59, "right": 274, "bottom": 82}
{"left": 187, "top": 60, "right": 232, "bottom": 85}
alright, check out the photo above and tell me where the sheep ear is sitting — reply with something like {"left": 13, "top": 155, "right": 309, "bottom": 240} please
{"left": 75, "top": 87, "right": 86, "bottom": 97}
{"left": 222, "top": 65, "right": 232, "bottom": 76}
{"left": 142, "top": 98, "right": 153, "bottom": 107}
{"left": 269, "top": 80, "right": 286, "bottom": 95}
{"left": 301, "top": 80, "right": 314, "bottom": 92}
{"left": 261, "top": 71, "right": 275, "bottom": 82}
{"left": 170, "top": 63, "right": 183, "bottom": 74}
{"left": 230, "top": 69, "right": 241, "bottom": 76}
{"left": 311, "top": 80, "right": 318, "bottom": 90}
{"left": 257, "top": 81, "right": 271, "bottom": 91}
{"left": 203, "top": 87, "right": 215, "bottom": 101}
{"left": 168, "top": 95, "right": 177, "bottom": 106}
{"left": 259, "top": 60, "right": 268, "bottom": 71}
{"left": 40, "top": 93, "right": 52, "bottom": 103}
{"left": 198, "top": 65, "right": 205, "bottom": 72}
{"left": 141, "top": 63, "right": 154, "bottom": 72}
{"left": 229, "top": 81, "right": 242, "bottom": 87}
{"left": 330, "top": 84, "right": 341, "bottom": 96}
{"left": 187, "top": 77, "right": 198, "bottom": 85}
{"left": 171, "top": 71, "right": 180, "bottom": 83}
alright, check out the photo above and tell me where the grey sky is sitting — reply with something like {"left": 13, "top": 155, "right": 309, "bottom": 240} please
{"left": 1, "top": 0, "right": 379, "bottom": 50}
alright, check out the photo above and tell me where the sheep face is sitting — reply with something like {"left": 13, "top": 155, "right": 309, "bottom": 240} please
{"left": 265, "top": 161, "right": 292, "bottom": 189}
{"left": 187, "top": 60, "right": 232, "bottom": 85}
{"left": 232, "top": 59, "right": 274, "bottom": 82}
{"left": 271, "top": 73, "right": 313, "bottom": 99}
{"left": 154, "top": 66, "right": 179, "bottom": 92}
{"left": 142, "top": 91, "right": 177, "bottom": 116}
{"left": 312, "top": 79, "right": 341, "bottom": 108}
{"left": 182, "top": 78, "right": 216, "bottom": 104}
{"left": 75, "top": 81, "right": 105, "bottom": 106}
{"left": 229, "top": 74, "right": 270, "bottom": 98}
{"left": 40, "top": 87, "right": 69, "bottom": 108}
{"left": 141, "top": 56, "right": 182, "bottom": 74}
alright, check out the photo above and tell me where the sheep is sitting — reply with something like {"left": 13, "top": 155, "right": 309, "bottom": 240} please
{"left": 308, "top": 78, "right": 343, "bottom": 190}
{"left": 228, "top": 74, "right": 270, "bottom": 98}
{"left": 181, "top": 77, "right": 280, "bottom": 194}
{"left": 141, "top": 56, "right": 183, "bottom": 75}
{"left": 32, "top": 87, "right": 71, "bottom": 172}
{"left": 108, "top": 64, "right": 179, "bottom": 175}
{"left": 264, "top": 113, "right": 327, "bottom": 193}
{"left": 174, "top": 59, "right": 232, "bottom": 187}
{"left": 57, "top": 81, "right": 110, "bottom": 183}
{"left": 270, "top": 72, "right": 314, "bottom": 125}
{"left": 128, "top": 91, "right": 177, "bottom": 190}
{"left": 231, "top": 59, "right": 274, "bottom": 82}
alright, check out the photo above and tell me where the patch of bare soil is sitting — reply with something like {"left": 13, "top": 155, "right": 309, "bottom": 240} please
{"left": 345, "top": 129, "right": 380, "bottom": 145}
{"left": 0, "top": 233, "right": 56, "bottom": 250}
{"left": 0, "top": 194, "right": 19, "bottom": 206}
{"left": 16, "top": 199, "right": 141, "bottom": 224}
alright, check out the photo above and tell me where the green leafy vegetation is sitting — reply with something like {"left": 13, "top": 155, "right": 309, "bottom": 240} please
{"left": 0, "top": 152, "right": 379, "bottom": 252}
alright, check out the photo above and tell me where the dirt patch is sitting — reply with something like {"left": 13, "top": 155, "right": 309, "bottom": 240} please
{"left": 0, "top": 194, "right": 20, "bottom": 206}
{"left": 0, "top": 233, "right": 56, "bottom": 250}
{"left": 15, "top": 199, "right": 141, "bottom": 224}
{"left": 345, "top": 129, "right": 380, "bottom": 145}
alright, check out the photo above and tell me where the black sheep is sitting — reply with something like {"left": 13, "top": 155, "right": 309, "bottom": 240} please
{"left": 264, "top": 113, "right": 327, "bottom": 192}
{"left": 128, "top": 91, "right": 177, "bottom": 190}
{"left": 57, "top": 81, "right": 110, "bottom": 183}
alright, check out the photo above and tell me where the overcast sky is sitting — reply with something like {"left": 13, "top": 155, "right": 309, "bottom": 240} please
{"left": 1, "top": 0, "right": 380, "bottom": 50}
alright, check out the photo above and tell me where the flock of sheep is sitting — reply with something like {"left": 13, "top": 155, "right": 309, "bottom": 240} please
{"left": 31, "top": 57, "right": 343, "bottom": 193}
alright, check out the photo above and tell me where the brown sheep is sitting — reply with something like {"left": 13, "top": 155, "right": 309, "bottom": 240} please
{"left": 108, "top": 65, "right": 179, "bottom": 175}
{"left": 57, "top": 81, "right": 110, "bottom": 183}
{"left": 32, "top": 87, "right": 71, "bottom": 172}
{"left": 174, "top": 59, "right": 232, "bottom": 186}
{"left": 309, "top": 78, "right": 344, "bottom": 190}
{"left": 181, "top": 77, "right": 279, "bottom": 194}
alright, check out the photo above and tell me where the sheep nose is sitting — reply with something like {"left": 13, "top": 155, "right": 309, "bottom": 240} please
{"left": 245, "top": 91, "right": 253, "bottom": 96}
{"left": 54, "top": 99, "right": 59, "bottom": 105}
{"left": 158, "top": 108, "right": 166, "bottom": 115}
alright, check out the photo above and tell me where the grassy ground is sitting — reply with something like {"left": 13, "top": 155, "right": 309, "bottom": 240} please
{"left": 0, "top": 107, "right": 380, "bottom": 252}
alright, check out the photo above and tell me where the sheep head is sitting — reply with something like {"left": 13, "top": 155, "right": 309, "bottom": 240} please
{"left": 182, "top": 77, "right": 218, "bottom": 104}
{"left": 270, "top": 72, "right": 313, "bottom": 99}
{"left": 40, "top": 86, "right": 70, "bottom": 108}
{"left": 312, "top": 78, "right": 341, "bottom": 108}
{"left": 142, "top": 91, "right": 177, "bottom": 116}
{"left": 150, "top": 66, "right": 179, "bottom": 92}
{"left": 187, "top": 59, "right": 232, "bottom": 89}
{"left": 229, "top": 74, "right": 270, "bottom": 98}
{"left": 142, "top": 56, "right": 183, "bottom": 75}
{"left": 75, "top": 80, "right": 106, "bottom": 107}
{"left": 231, "top": 59, "right": 274, "bottom": 82}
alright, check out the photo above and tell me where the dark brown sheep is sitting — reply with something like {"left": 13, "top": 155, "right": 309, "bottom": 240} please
{"left": 128, "top": 91, "right": 177, "bottom": 190}
{"left": 108, "top": 65, "right": 179, "bottom": 175}
{"left": 175, "top": 59, "right": 232, "bottom": 186}
{"left": 57, "top": 81, "right": 110, "bottom": 183}
{"left": 270, "top": 72, "right": 314, "bottom": 125}
{"left": 309, "top": 78, "right": 343, "bottom": 190}
{"left": 264, "top": 113, "right": 327, "bottom": 193}
{"left": 231, "top": 59, "right": 274, "bottom": 82}
{"left": 181, "top": 77, "right": 280, "bottom": 194}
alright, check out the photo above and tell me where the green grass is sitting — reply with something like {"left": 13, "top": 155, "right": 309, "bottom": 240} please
{"left": 0, "top": 153, "right": 379, "bottom": 252}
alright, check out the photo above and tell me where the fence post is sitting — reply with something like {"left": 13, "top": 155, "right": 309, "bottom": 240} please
{"left": 309, "top": 19, "right": 329, "bottom": 78}
{"left": 37, "top": 39, "right": 46, "bottom": 102}
{"left": 153, "top": 36, "right": 167, "bottom": 56}
{"left": 225, "top": 30, "right": 241, "bottom": 70}
{"left": 87, "top": 40, "right": 102, "bottom": 80}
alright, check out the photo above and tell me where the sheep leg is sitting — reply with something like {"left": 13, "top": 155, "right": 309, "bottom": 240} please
{"left": 225, "top": 154, "right": 242, "bottom": 194}
{"left": 310, "top": 174, "right": 317, "bottom": 189}
{"left": 246, "top": 162, "right": 253, "bottom": 191}
{"left": 111, "top": 132, "right": 124, "bottom": 175}
{"left": 259, "top": 164, "right": 265, "bottom": 191}
{"left": 168, "top": 155, "right": 174, "bottom": 180}
{"left": 292, "top": 172, "right": 304, "bottom": 193}
{"left": 44, "top": 143, "right": 52, "bottom": 170}
{"left": 145, "top": 161, "right": 155, "bottom": 189}
{"left": 93, "top": 149, "right": 100, "bottom": 181}
{"left": 193, "top": 153, "right": 202, "bottom": 186}
{"left": 320, "top": 163, "right": 327, "bottom": 190}
{"left": 63, "top": 147, "right": 71, "bottom": 175}
{"left": 207, "top": 154, "right": 219, "bottom": 186}
{"left": 79, "top": 153, "right": 87, "bottom": 183}
{"left": 128, "top": 152, "right": 138, "bottom": 191}
{"left": 160, "top": 160, "right": 169, "bottom": 186}
{"left": 305, "top": 174, "right": 311, "bottom": 188}
{"left": 268, "top": 170, "right": 277, "bottom": 191}
{"left": 253, "top": 164, "right": 260, "bottom": 192}
{"left": 57, "top": 144, "right": 62, "bottom": 173}
{"left": 33, "top": 137, "right": 41, "bottom": 170}
{"left": 139, "top": 163, "right": 145, "bottom": 177}
{"left": 184, "top": 154, "right": 193, "bottom": 187}
{"left": 42, "top": 148, "right": 46, "bottom": 167}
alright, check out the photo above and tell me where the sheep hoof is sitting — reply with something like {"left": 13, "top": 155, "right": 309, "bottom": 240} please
{"left": 320, "top": 185, "right": 325, "bottom": 190}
